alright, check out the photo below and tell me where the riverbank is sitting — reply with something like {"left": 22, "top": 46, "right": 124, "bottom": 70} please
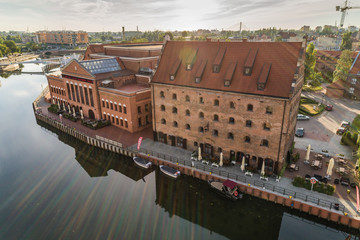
{"left": 32, "top": 93, "right": 360, "bottom": 230}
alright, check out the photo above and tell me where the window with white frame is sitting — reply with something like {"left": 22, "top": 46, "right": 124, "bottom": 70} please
{"left": 352, "top": 78, "right": 357, "bottom": 85}
{"left": 349, "top": 87, "right": 354, "bottom": 94}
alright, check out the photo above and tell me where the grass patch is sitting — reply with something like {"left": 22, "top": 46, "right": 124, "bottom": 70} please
{"left": 299, "top": 97, "right": 324, "bottom": 116}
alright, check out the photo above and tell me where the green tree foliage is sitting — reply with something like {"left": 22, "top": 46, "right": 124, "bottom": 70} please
{"left": 352, "top": 115, "right": 360, "bottom": 131}
{"left": 321, "top": 26, "right": 333, "bottom": 35}
{"left": 181, "top": 31, "right": 188, "bottom": 37}
{"left": 4, "top": 40, "right": 20, "bottom": 53}
{"left": 275, "top": 36, "right": 282, "bottom": 42}
{"left": 305, "top": 42, "right": 317, "bottom": 81}
{"left": 340, "top": 32, "right": 352, "bottom": 51}
{"left": 333, "top": 50, "right": 353, "bottom": 82}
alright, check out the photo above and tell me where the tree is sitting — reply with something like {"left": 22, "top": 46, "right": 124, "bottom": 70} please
{"left": 333, "top": 50, "right": 353, "bottom": 82}
{"left": 4, "top": 40, "right": 20, "bottom": 53}
{"left": 275, "top": 36, "right": 282, "bottom": 42}
{"left": 305, "top": 42, "right": 317, "bottom": 81}
{"left": 181, "top": 31, "right": 188, "bottom": 37}
{"left": 340, "top": 32, "right": 352, "bottom": 51}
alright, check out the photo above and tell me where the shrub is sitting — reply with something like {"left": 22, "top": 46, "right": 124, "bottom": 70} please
{"left": 292, "top": 176, "right": 334, "bottom": 195}
{"left": 48, "top": 104, "right": 59, "bottom": 114}
{"left": 352, "top": 115, "right": 360, "bottom": 131}
{"left": 63, "top": 113, "right": 77, "bottom": 122}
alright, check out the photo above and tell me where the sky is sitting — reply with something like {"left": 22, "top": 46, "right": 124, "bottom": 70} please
{"left": 0, "top": 0, "right": 360, "bottom": 32}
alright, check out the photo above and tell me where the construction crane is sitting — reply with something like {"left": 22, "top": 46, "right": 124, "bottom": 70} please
{"left": 336, "top": 0, "right": 360, "bottom": 28}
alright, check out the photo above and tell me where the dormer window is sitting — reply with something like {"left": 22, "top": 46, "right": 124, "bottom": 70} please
{"left": 213, "top": 65, "right": 220, "bottom": 73}
{"left": 186, "top": 64, "right": 192, "bottom": 70}
{"left": 257, "top": 83, "right": 265, "bottom": 90}
{"left": 224, "top": 80, "right": 230, "bottom": 87}
{"left": 244, "top": 67, "right": 251, "bottom": 75}
{"left": 195, "top": 77, "right": 201, "bottom": 83}
{"left": 170, "top": 75, "right": 175, "bottom": 81}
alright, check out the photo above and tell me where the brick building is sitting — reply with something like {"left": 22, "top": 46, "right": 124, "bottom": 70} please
{"left": 345, "top": 52, "right": 360, "bottom": 99}
{"left": 151, "top": 40, "right": 306, "bottom": 174}
{"left": 84, "top": 43, "right": 162, "bottom": 72}
{"left": 47, "top": 57, "right": 152, "bottom": 133}
{"left": 36, "top": 31, "right": 88, "bottom": 45}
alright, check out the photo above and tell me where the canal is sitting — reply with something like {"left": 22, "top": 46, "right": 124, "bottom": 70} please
{"left": 0, "top": 64, "right": 358, "bottom": 239}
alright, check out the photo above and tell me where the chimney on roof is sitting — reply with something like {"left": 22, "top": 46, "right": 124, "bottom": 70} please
{"left": 122, "top": 27, "right": 125, "bottom": 40}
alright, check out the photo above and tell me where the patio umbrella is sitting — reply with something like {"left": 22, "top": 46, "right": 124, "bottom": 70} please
{"left": 72, "top": 107, "right": 76, "bottom": 118}
{"left": 62, "top": 102, "right": 66, "bottom": 111}
{"left": 198, "top": 147, "right": 202, "bottom": 161}
{"left": 57, "top": 101, "right": 60, "bottom": 109}
{"left": 80, "top": 109, "right": 84, "bottom": 120}
{"left": 68, "top": 104, "right": 71, "bottom": 114}
{"left": 326, "top": 158, "right": 335, "bottom": 177}
{"left": 241, "top": 156, "right": 245, "bottom": 172}
{"left": 305, "top": 144, "right": 311, "bottom": 163}
{"left": 261, "top": 160, "right": 265, "bottom": 176}
{"left": 219, "top": 152, "right": 223, "bottom": 167}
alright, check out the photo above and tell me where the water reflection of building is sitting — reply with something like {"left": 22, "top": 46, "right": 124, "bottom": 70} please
{"left": 37, "top": 119, "right": 153, "bottom": 181}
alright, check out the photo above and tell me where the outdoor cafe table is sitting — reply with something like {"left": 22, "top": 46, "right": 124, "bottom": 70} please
{"left": 290, "top": 164, "right": 296, "bottom": 170}
{"left": 339, "top": 167, "right": 345, "bottom": 174}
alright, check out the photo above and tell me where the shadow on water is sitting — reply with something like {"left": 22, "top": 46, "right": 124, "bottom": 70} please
{"left": 37, "top": 119, "right": 360, "bottom": 239}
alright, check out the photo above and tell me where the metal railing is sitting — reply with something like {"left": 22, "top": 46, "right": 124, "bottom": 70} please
{"left": 139, "top": 147, "right": 346, "bottom": 213}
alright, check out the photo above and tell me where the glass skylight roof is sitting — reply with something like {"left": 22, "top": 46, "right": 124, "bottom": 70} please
{"left": 80, "top": 58, "right": 121, "bottom": 74}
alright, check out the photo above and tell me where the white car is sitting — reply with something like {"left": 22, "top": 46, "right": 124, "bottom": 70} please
{"left": 297, "top": 114, "right": 310, "bottom": 120}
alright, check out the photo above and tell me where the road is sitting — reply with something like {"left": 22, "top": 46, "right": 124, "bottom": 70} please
{"left": 295, "top": 90, "right": 360, "bottom": 160}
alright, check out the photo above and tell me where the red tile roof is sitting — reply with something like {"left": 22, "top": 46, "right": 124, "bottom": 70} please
{"left": 152, "top": 41, "right": 303, "bottom": 98}
{"left": 350, "top": 52, "right": 360, "bottom": 75}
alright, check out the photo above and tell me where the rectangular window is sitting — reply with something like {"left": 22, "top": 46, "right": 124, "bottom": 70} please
{"left": 79, "top": 86, "right": 84, "bottom": 104}
{"left": 138, "top": 117, "right": 142, "bottom": 127}
{"left": 75, "top": 85, "right": 80, "bottom": 103}
{"left": 110, "top": 102, "right": 113, "bottom": 110}
{"left": 70, "top": 84, "right": 76, "bottom": 101}
{"left": 106, "top": 102, "right": 109, "bottom": 108}
{"left": 112, "top": 116, "right": 115, "bottom": 123}
{"left": 138, "top": 106, "right": 141, "bottom": 114}
{"left": 84, "top": 87, "right": 89, "bottom": 105}
{"left": 115, "top": 104, "right": 117, "bottom": 111}
{"left": 124, "top": 106, "right": 127, "bottom": 114}
{"left": 125, "top": 121, "right": 128, "bottom": 128}
{"left": 145, "top": 104, "right": 149, "bottom": 112}
{"left": 116, "top": 118, "right": 119, "bottom": 124}
{"left": 89, "top": 88, "right": 94, "bottom": 107}
{"left": 119, "top": 105, "right": 122, "bottom": 112}
{"left": 102, "top": 101, "right": 105, "bottom": 107}
{"left": 120, "top": 119, "right": 124, "bottom": 126}
{"left": 66, "top": 83, "right": 72, "bottom": 100}
{"left": 103, "top": 113, "right": 106, "bottom": 119}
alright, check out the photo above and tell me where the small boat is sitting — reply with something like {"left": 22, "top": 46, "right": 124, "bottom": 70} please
{"left": 208, "top": 179, "right": 243, "bottom": 200}
{"left": 159, "top": 165, "right": 180, "bottom": 179}
{"left": 133, "top": 157, "right": 152, "bottom": 169}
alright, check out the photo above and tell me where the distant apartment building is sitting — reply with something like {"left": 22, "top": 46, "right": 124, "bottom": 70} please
{"left": 323, "top": 25, "right": 338, "bottom": 33}
{"left": 300, "top": 25, "right": 310, "bottom": 32}
{"left": 46, "top": 43, "right": 163, "bottom": 133}
{"left": 151, "top": 40, "right": 306, "bottom": 175}
{"left": 315, "top": 26, "right": 323, "bottom": 33}
{"left": 316, "top": 36, "right": 339, "bottom": 50}
{"left": 36, "top": 31, "right": 88, "bottom": 45}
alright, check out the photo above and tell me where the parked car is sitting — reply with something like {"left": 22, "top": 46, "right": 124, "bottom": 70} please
{"left": 295, "top": 128, "right": 305, "bottom": 137}
{"left": 325, "top": 104, "right": 333, "bottom": 111}
{"left": 297, "top": 114, "right": 310, "bottom": 120}
{"left": 340, "top": 121, "right": 350, "bottom": 128}
{"left": 336, "top": 127, "right": 346, "bottom": 135}
{"left": 340, "top": 177, "right": 350, "bottom": 186}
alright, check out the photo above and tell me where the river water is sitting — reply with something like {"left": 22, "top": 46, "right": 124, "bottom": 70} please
{"left": 0, "top": 64, "right": 358, "bottom": 239}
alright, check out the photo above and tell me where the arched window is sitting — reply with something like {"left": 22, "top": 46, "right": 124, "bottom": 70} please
{"left": 161, "top": 118, "right": 166, "bottom": 124}
{"left": 186, "top": 109, "right": 190, "bottom": 116}
{"left": 185, "top": 95, "right": 190, "bottom": 102}
{"left": 230, "top": 101, "right": 235, "bottom": 109}
{"left": 228, "top": 132, "right": 234, "bottom": 140}
{"left": 185, "top": 124, "right": 190, "bottom": 130}
{"left": 247, "top": 104, "right": 253, "bottom": 111}
{"left": 172, "top": 93, "right": 177, "bottom": 100}
{"left": 246, "top": 120, "right": 252, "bottom": 127}
{"left": 214, "top": 99, "right": 219, "bottom": 106}
{"left": 173, "top": 121, "right": 178, "bottom": 127}
{"left": 160, "top": 91, "right": 165, "bottom": 98}
{"left": 213, "top": 130, "right": 218, "bottom": 136}
{"left": 161, "top": 105, "right": 165, "bottom": 111}
{"left": 245, "top": 136, "right": 250, "bottom": 143}
{"left": 214, "top": 114, "right": 219, "bottom": 121}
{"left": 263, "top": 122, "right": 271, "bottom": 131}
{"left": 172, "top": 107, "right": 177, "bottom": 114}
{"left": 266, "top": 106, "right": 273, "bottom": 114}
{"left": 199, "top": 112, "right": 204, "bottom": 119}
{"left": 199, "top": 127, "right": 204, "bottom": 133}
{"left": 229, "top": 117, "right": 235, "bottom": 124}
{"left": 261, "top": 139, "right": 269, "bottom": 147}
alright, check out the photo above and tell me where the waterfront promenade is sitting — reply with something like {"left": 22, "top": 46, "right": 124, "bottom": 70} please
{"left": 34, "top": 95, "right": 360, "bottom": 228}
